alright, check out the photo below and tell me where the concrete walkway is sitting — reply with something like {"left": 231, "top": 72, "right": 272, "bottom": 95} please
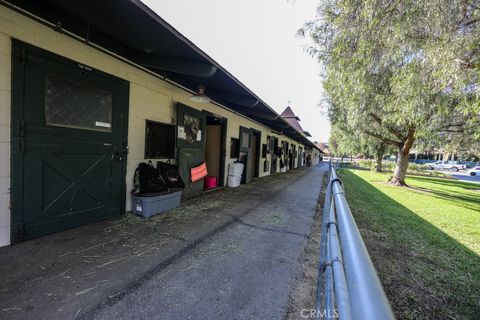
{"left": 0, "top": 164, "right": 326, "bottom": 320}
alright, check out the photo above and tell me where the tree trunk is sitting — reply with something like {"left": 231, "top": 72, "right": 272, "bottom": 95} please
{"left": 391, "top": 151, "right": 409, "bottom": 185}
{"left": 374, "top": 153, "right": 383, "bottom": 172}
{"left": 390, "top": 127, "right": 415, "bottom": 186}
{"left": 373, "top": 143, "right": 385, "bottom": 172}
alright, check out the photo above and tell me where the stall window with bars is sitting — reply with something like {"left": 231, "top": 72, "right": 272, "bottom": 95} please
{"left": 45, "top": 74, "right": 112, "bottom": 132}
{"left": 230, "top": 138, "right": 239, "bottom": 159}
{"left": 145, "top": 120, "right": 176, "bottom": 159}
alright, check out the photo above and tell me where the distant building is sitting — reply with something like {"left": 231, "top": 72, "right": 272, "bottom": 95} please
{"left": 281, "top": 106, "right": 312, "bottom": 138}
{"left": 315, "top": 142, "right": 330, "bottom": 156}
{"left": 280, "top": 106, "right": 322, "bottom": 167}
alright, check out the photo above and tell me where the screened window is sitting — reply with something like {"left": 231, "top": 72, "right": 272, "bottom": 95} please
{"left": 241, "top": 131, "right": 250, "bottom": 149}
{"left": 230, "top": 138, "right": 239, "bottom": 159}
{"left": 145, "top": 120, "right": 175, "bottom": 159}
{"left": 45, "top": 74, "right": 112, "bottom": 132}
{"left": 262, "top": 144, "right": 267, "bottom": 158}
{"left": 268, "top": 136, "right": 275, "bottom": 152}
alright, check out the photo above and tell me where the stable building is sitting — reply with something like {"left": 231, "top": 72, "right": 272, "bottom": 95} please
{"left": 281, "top": 106, "right": 322, "bottom": 167}
{"left": 0, "top": 0, "right": 320, "bottom": 246}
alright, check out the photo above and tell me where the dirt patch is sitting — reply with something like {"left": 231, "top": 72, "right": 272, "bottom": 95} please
{"left": 359, "top": 226, "right": 479, "bottom": 320}
{"left": 359, "top": 228, "right": 446, "bottom": 320}
{"left": 284, "top": 173, "right": 328, "bottom": 320}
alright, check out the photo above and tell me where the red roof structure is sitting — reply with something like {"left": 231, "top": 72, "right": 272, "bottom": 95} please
{"left": 281, "top": 106, "right": 311, "bottom": 137}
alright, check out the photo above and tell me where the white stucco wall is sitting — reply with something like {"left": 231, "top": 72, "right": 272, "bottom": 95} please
{"left": 0, "top": 4, "right": 311, "bottom": 246}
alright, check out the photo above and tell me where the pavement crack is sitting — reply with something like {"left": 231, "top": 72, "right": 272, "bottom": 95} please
{"left": 157, "top": 233, "right": 186, "bottom": 241}
{"left": 229, "top": 215, "right": 308, "bottom": 238}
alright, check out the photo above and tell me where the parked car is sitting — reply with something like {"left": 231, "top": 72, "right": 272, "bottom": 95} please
{"left": 467, "top": 167, "right": 480, "bottom": 176}
{"left": 429, "top": 161, "right": 466, "bottom": 172}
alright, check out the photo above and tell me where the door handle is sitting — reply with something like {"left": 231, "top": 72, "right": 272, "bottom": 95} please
{"left": 113, "top": 146, "right": 128, "bottom": 161}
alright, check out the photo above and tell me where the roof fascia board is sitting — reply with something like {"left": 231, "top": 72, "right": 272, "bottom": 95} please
{"left": 136, "top": 54, "right": 217, "bottom": 78}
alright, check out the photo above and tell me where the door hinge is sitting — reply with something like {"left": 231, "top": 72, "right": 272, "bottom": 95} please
{"left": 14, "top": 47, "right": 26, "bottom": 65}
{"left": 14, "top": 120, "right": 25, "bottom": 154}
{"left": 12, "top": 222, "right": 24, "bottom": 243}
{"left": 77, "top": 64, "right": 92, "bottom": 77}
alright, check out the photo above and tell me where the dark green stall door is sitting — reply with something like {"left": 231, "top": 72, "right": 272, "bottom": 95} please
{"left": 270, "top": 136, "right": 278, "bottom": 174}
{"left": 176, "top": 103, "right": 206, "bottom": 199}
{"left": 239, "top": 126, "right": 254, "bottom": 184}
{"left": 11, "top": 41, "right": 129, "bottom": 242}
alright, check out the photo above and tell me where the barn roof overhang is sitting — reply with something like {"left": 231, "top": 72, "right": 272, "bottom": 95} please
{"left": 2, "top": 0, "right": 319, "bottom": 150}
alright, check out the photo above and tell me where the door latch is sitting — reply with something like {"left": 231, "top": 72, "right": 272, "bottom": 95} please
{"left": 113, "top": 145, "right": 128, "bottom": 161}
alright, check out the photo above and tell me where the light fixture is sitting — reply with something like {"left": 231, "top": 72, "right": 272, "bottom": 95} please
{"left": 190, "top": 85, "right": 210, "bottom": 103}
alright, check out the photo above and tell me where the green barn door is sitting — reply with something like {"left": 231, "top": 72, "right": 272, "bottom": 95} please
{"left": 298, "top": 147, "right": 303, "bottom": 167}
{"left": 270, "top": 136, "right": 278, "bottom": 174}
{"left": 11, "top": 41, "right": 129, "bottom": 242}
{"left": 176, "top": 103, "right": 206, "bottom": 199}
{"left": 239, "top": 127, "right": 252, "bottom": 184}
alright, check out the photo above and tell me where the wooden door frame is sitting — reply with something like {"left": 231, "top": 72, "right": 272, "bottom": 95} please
{"left": 203, "top": 111, "right": 227, "bottom": 187}
{"left": 251, "top": 129, "right": 261, "bottom": 178}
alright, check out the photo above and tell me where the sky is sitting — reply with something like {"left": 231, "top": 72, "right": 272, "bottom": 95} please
{"left": 142, "top": 0, "right": 331, "bottom": 143}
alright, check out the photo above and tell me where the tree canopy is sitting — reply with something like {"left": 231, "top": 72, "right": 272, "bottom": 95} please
{"left": 302, "top": 0, "right": 480, "bottom": 185}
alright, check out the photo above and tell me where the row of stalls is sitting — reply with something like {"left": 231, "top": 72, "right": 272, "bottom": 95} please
{"left": 0, "top": 0, "right": 322, "bottom": 246}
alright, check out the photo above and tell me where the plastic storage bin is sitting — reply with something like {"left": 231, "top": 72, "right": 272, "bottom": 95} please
{"left": 132, "top": 189, "right": 182, "bottom": 218}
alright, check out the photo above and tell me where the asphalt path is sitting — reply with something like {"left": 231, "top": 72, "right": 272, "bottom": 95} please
{"left": 0, "top": 164, "right": 327, "bottom": 320}
{"left": 89, "top": 165, "right": 326, "bottom": 320}
{"left": 451, "top": 171, "right": 480, "bottom": 184}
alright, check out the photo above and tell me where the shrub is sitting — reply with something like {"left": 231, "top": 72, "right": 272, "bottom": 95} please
{"left": 358, "top": 159, "right": 374, "bottom": 169}
{"left": 383, "top": 161, "right": 396, "bottom": 171}
{"left": 408, "top": 163, "right": 430, "bottom": 172}
{"left": 357, "top": 159, "right": 396, "bottom": 172}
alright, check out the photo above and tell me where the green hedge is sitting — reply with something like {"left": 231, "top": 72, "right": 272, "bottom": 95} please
{"left": 356, "top": 159, "right": 430, "bottom": 172}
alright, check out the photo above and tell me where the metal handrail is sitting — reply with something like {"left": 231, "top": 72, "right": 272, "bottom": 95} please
{"left": 316, "top": 162, "right": 395, "bottom": 319}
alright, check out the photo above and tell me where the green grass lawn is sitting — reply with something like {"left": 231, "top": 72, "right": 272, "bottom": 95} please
{"left": 338, "top": 169, "right": 480, "bottom": 320}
